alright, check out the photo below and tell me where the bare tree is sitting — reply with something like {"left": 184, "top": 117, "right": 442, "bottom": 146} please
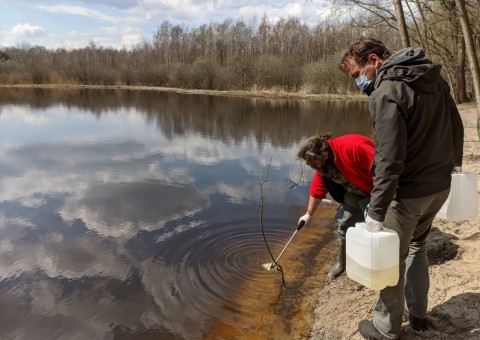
{"left": 393, "top": 0, "right": 410, "bottom": 47}
{"left": 454, "top": 0, "right": 480, "bottom": 137}
{"left": 409, "top": 0, "right": 468, "bottom": 104}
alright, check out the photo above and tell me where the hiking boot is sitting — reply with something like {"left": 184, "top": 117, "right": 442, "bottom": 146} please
{"left": 409, "top": 315, "right": 428, "bottom": 331}
{"left": 358, "top": 320, "right": 392, "bottom": 340}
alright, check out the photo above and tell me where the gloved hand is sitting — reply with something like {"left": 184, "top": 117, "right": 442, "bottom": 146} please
{"left": 365, "top": 214, "right": 383, "bottom": 232}
{"left": 298, "top": 213, "right": 311, "bottom": 227}
{"left": 453, "top": 166, "right": 462, "bottom": 173}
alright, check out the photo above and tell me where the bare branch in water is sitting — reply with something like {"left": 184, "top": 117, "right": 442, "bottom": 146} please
{"left": 287, "top": 160, "right": 306, "bottom": 189}
{"left": 258, "top": 156, "right": 285, "bottom": 285}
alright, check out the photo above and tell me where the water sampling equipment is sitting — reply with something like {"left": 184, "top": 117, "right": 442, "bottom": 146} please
{"left": 262, "top": 220, "right": 305, "bottom": 271}
{"left": 346, "top": 222, "right": 400, "bottom": 291}
{"left": 436, "top": 171, "right": 478, "bottom": 221}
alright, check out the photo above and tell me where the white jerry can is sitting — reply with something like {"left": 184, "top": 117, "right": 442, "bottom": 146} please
{"left": 346, "top": 222, "right": 400, "bottom": 291}
{"left": 436, "top": 172, "right": 478, "bottom": 222}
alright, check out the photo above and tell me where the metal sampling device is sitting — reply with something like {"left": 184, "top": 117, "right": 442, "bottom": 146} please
{"left": 262, "top": 220, "right": 305, "bottom": 271}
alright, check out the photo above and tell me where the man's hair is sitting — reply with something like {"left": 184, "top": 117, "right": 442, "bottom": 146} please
{"left": 339, "top": 37, "right": 392, "bottom": 73}
{"left": 297, "top": 133, "right": 332, "bottom": 161}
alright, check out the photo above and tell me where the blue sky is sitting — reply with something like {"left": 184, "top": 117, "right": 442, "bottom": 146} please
{"left": 0, "top": 0, "right": 333, "bottom": 50}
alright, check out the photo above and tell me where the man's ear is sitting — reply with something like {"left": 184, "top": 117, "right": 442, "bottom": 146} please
{"left": 369, "top": 53, "right": 383, "bottom": 68}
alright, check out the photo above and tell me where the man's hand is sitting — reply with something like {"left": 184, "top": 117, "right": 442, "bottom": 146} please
{"left": 298, "top": 213, "right": 311, "bottom": 226}
{"left": 365, "top": 215, "right": 383, "bottom": 232}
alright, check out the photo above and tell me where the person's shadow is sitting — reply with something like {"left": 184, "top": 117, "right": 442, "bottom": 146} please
{"left": 424, "top": 228, "right": 479, "bottom": 338}
{"left": 427, "top": 227, "right": 459, "bottom": 265}
{"left": 429, "top": 292, "right": 480, "bottom": 338}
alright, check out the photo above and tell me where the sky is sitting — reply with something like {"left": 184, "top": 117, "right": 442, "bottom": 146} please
{"left": 0, "top": 0, "right": 333, "bottom": 50}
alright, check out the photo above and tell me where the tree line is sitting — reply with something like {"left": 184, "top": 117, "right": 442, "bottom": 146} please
{"left": 0, "top": 16, "right": 391, "bottom": 94}
{"left": 0, "top": 1, "right": 479, "bottom": 103}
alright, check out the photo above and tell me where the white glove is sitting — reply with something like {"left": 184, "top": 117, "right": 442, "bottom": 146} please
{"left": 298, "top": 213, "right": 311, "bottom": 226}
{"left": 365, "top": 214, "right": 383, "bottom": 232}
{"left": 453, "top": 166, "right": 462, "bottom": 173}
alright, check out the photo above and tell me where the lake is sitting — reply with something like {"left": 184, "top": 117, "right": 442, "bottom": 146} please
{"left": 0, "top": 87, "right": 371, "bottom": 339}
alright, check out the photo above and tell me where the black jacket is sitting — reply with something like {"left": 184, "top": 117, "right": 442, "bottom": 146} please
{"left": 367, "top": 47, "right": 464, "bottom": 221}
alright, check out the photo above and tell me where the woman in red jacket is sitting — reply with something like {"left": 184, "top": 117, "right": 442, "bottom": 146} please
{"left": 297, "top": 133, "right": 375, "bottom": 281}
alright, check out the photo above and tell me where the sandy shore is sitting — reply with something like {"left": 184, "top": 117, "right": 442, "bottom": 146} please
{"left": 308, "top": 103, "right": 480, "bottom": 340}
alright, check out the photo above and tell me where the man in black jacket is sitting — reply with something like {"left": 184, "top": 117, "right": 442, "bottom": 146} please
{"left": 339, "top": 37, "right": 464, "bottom": 339}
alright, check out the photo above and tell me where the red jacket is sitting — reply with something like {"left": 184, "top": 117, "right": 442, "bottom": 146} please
{"left": 310, "top": 134, "right": 375, "bottom": 199}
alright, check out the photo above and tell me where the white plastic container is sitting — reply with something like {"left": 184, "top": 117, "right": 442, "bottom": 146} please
{"left": 436, "top": 172, "right": 478, "bottom": 222}
{"left": 346, "top": 222, "right": 400, "bottom": 291}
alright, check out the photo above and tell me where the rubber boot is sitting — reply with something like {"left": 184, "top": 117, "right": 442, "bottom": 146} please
{"left": 328, "top": 234, "right": 346, "bottom": 279}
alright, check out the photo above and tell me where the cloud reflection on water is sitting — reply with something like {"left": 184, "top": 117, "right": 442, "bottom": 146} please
{"left": 60, "top": 180, "right": 209, "bottom": 239}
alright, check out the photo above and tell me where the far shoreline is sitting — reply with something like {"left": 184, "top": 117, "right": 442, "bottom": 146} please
{"left": 0, "top": 83, "right": 369, "bottom": 102}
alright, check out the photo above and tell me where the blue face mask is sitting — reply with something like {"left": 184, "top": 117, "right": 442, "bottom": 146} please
{"left": 355, "top": 64, "right": 376, "bottom": 95}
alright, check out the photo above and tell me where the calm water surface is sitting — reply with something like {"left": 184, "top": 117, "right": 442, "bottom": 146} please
{"left": 0, "top": 88, "right": 371, "bottom": 339}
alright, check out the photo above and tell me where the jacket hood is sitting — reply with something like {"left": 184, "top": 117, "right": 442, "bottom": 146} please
{"left": 381, "top": 47, "right": 430, "bottom": 69}
{"left": 375, "top": 47, "right": 442, "bottom": 93}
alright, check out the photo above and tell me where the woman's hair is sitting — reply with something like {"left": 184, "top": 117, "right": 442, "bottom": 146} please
{"left": 297, "top": 133, "right": 332, "bottom": 161}
{"left": 339, "top": 37, "right": 392, "bottom": 72}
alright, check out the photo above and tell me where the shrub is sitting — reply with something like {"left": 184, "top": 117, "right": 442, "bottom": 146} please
{"left": 253, "top": 56, "right": 302, "bottom": 91}
{"left": 192, "top": 57, "right": 219, "bottom": 89}
{"left": 302, "top": 54, "right": 357, "bottom": 94}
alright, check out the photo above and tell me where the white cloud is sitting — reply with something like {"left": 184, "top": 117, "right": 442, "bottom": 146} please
{"left": 121, "top": 33, "right": 143, "bottom": 46}
{"left": 37, "top": 4, "right": 121, "bottom": 24}
{"left": 0, "top": 0, "right": 334, "bottom": 49}
{"left": 283, "top": 2, "right": 304, "bottom": 17}
{"left": 3, "top": 23, "right": 46, "bottom": 46}
{"left": 80, "top": 0, "right": 139, "bottom": 10}
{"left": 101, "top": 25, "right": 144, "bottom": 47}
{"left": 10, "top": 23, "right": 45, "bottom": 37}
{"left": 140, "top": 0, "right": 214, "bottom": 23}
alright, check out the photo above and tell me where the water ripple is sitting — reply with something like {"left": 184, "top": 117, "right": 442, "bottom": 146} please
{"left": 157, "top": 218, "right": 320, "bottom": 334}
